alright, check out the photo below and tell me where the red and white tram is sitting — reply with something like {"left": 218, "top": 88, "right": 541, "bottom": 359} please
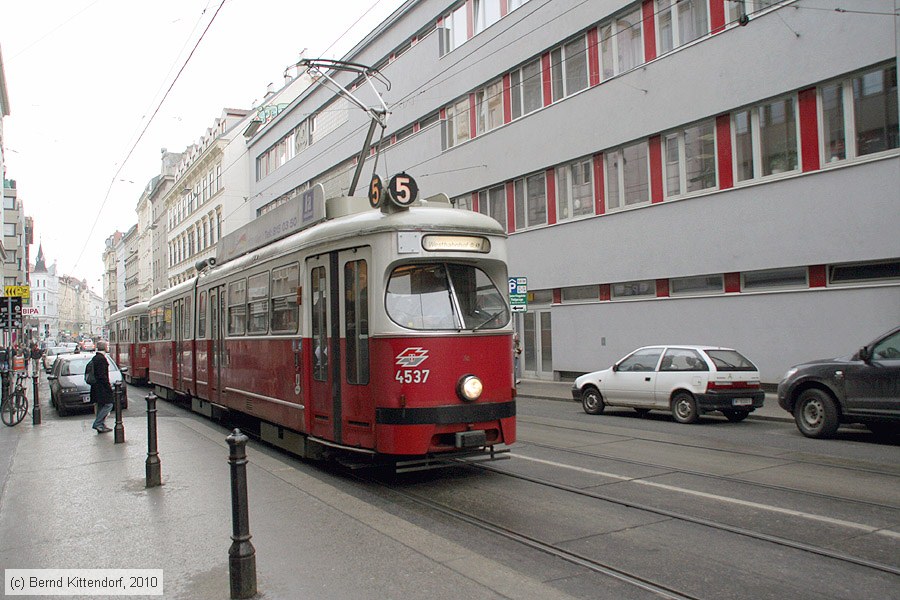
{"left": 107, "top": 301, "right": 150, "bottom": 384}
{"left": 143, "top": 185, "right": 516, "bottom": 466}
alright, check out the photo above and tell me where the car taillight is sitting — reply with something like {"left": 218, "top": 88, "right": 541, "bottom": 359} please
{"left": 706, "top": 381, "right": 760, "bottom": 392}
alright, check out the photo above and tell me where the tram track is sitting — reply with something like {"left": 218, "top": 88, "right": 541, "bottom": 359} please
{"left": 518, "top": 438, "right": 900, "bottom": 512}
{"left": 351, "top": 470, "right": 704, "bottom": 600}
{"left": 459, "top": 459, "right": 900, "bottom": 577}
{"left": 518, "top": 416, "right": 900, "bottom": 480}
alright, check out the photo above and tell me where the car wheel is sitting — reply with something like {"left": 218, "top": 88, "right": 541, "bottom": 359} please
{"left": 671, "top": 392, "right": 699, "bottom": 424}
{"left": 581, "top": 388, "right": 605, "bottom": 415}
{"left": 794, "top": 389, "right": 839, "bottom": 438}
{"left": 722, "top": 410, "right": 750, "bottom": 422}
{"left": 634, "top": 408, "right": 651, "bottom": 417}
{"left": 56, "top": 397, "right": 67, "bottom": 417}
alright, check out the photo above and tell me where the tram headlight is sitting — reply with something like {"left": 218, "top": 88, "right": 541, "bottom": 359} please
{"left": 457, "top": 374, "right": 483, "bottom": 402}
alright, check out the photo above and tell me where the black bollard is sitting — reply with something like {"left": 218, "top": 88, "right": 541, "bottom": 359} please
{"left": 31, "top": 374, "right": 41, "bottom": 425}
{"left": 113, "top": 382, "right": 125, "bottom": 444}
{"left": 227, "top": 429, "right": 257, "bottom": 599}
{"left": 145, "top": 393, "right": 161, "bottom": 487}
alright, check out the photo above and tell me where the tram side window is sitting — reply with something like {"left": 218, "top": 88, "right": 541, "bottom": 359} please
{"left": 344, "top": 260, "right": 369, "bottom": 385}
{"left": 228, "top": 279, "right": 247, "bottom": 336}
{"left": 271, "top": 263, "right": 299, "bottom": 333}
{"left": 198, "top": 291, "right": 207, "bottom": 338}
{"left": 247, "top": 272, "right": 269, "bottom": 334}
{"left": 183, "top": 295, "right": 192, "bottom": 339}
{"left": 148, "top": 310, "right": 156, "bottom": 341}
{"left": 139, "top": 315, "right": 149, "bottom": 342}
{"left": 163, "top": 304, "right": 172, "bottom": 340}
{"left": 311, "top": 266, "right": 327, "bottom": 381}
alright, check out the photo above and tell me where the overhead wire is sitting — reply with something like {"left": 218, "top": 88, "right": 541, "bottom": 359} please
{"left": 74, "top": 0, "right": 229, "bottom": 274}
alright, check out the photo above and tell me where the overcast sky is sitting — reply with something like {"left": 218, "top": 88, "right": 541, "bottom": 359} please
{"left": 2, "top": 0, "right": 407, "bottom": 293}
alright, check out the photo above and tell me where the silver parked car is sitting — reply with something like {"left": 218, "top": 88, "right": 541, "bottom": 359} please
{"left": 48, "top": 353, "right": 127, "bottom": 416}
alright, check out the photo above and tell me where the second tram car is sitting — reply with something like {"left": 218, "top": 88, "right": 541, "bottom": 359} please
{"left": 141, "top": 187, "right": 516, "bottom": 467}
{"left": 108, "top": 301, "right": 150, "bottom": 385}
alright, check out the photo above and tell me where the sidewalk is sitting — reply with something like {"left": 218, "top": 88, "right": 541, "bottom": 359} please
{"left": 515, "top": 379, "right": 791, "bottom": 422}
{"left": 0, "top": 386, "right": 581, "bottom": 600}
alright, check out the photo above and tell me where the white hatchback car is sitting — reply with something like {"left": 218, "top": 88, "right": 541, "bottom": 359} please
{"left": 572, "top": 345, "right": 765, "bottom": 423}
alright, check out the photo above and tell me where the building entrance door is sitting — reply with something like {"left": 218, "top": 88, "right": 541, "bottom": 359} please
{"left": 521, "top": 310, "right": 552, "bottom": 380}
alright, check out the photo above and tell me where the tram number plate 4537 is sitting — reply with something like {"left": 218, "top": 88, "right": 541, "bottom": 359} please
{"left": 395, "top": 369, "right": 430, "bottom": 384}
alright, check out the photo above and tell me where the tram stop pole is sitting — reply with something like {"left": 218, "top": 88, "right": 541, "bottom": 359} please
{"left": 145, "top": 393, "right": 161, "bottom": 487}
{"left": 31, "top": 373, "right": 41, "bottom": 425}
{"left": 113, "top": 381, "right": 125, "bottom": 444}
{"left": 227, "top": 429, "right": 257, "bottom": 599}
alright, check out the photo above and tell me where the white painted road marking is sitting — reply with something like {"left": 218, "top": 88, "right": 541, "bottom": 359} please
{"left": 512, "top": 454, "right": 900, "bottom": 540}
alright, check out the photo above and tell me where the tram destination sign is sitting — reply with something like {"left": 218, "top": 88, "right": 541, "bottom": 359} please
{"left": 218, "top": 184, "right": 326, "bottom": 264}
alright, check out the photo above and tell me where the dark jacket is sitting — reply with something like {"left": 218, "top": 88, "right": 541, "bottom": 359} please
{"left": 89, "top": 352, "right": 114, "bottom": 405}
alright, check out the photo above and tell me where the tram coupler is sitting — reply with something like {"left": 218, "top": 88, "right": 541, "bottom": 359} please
{"left": 31, "top": 374, "right": 41, "bottom": 425}
{"left": 113, "top": 382, "right": 125, "bottom": 443}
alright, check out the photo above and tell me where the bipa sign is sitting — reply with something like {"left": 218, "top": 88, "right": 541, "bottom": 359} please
{"left": 22, "top": 307, "right": 40, "bottom": 316}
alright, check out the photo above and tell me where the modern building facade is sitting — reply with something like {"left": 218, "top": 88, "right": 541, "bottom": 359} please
{"left": 242, "top": 0, "right": 898, "bottom": 383}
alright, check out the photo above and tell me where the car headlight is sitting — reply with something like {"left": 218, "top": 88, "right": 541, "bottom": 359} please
{"left": 456, "top": 374, "right": 483, "bottom": 402}
{"left": 61, "top": 386, "right": 78, "bottom": 393}
{"left": 781, "top": 367, "right": 798, "bottom": 382}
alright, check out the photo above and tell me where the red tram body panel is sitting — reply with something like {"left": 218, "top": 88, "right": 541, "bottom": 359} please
{"left": 108, "top": 302, "right": 150, "bottom": 384}
{"left": 132, "top": 191, "right": 516, "bottom": 462}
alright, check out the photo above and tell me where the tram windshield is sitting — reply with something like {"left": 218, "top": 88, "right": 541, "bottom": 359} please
{"left": 386, "top": 263, "right": 509, "bottom": 330}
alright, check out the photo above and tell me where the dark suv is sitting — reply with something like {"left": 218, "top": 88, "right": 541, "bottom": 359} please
{"left": 777, "top": 326, "right": 900, "bottom": 438}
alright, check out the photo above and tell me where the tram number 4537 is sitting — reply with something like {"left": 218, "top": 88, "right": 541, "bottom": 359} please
{"left": 395, "top": 369, "right": 430, "bottom": 384}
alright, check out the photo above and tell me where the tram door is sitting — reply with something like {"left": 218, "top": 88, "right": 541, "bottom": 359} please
{"left": 307, "top": 255, "right": 335, "bottom": 441}
{"left": 172, "top": 299, "right": 182, "bottom": 389}
{"left": 338, "top": 248, "right": 372, "bottom": 449}
{"left": 208, "top": 286, "right": 226, "bottom": 405}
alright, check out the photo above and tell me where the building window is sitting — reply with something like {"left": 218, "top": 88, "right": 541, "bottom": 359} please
{"left": 3, "top": 197, "right": 14, "bottom": 210}
{"left": 478, "top": 185, "right": 507, "bottom": 230}
{"left": 556, "top": 158, "right": 594, "bottom": 221}
{"left": 829, "top": 260, "right": 900, "bottom": 284}
{"left": 444, "top": 96, "right": 471, "bottom": 148}
{"left": 821, "top": 64, "right": 899, "bottom": 164}
{"left": 664, "top": 119, "right": 717, "bottom": 197}
{"left": 670, "top": 274, "right": 724, "bottom": 295}
{"left": 657, "top": 0, "right": 708, "bottom": 54}
{"left": 733, "top": 95, "right": 799, "bottom": 181}
{"left": 550, "top": 36, "right": 588, "bottom": 102}
{"left": 612, "top": 279, "right": 655, "bottom": 299}
{"left": 514, "top": 172, "right": 547, "bottom": 229}
{"left": 606, "top": 140, "right": 650, "bottom": 210}
{"left": 600, "top": 7, "right": 643, "bottom": 79}
{"left": 728, "top": 0, "right": 781, "bottom": 24}
{"left": 561, "top": 285, "right": 599, "bottom": 302}
{"left": 510, "top": 58, "right": 543, "bottom": 120}
{"left": 441, "top": 3, "right": 468, "bottom": 55}
{"left": 473, "top": 0, "right": 502, "bottom": 35}
{"left": 475, "top": 79, "right": 504, "bottom": 135}
{"left": 760, "top": 97, "right": 798, "bottom": 175}
{"left": 3, "top": 223, "right": 14, "bottom": 237}
{"left": 742, "top": 267, "right": 808, "bottom": 290}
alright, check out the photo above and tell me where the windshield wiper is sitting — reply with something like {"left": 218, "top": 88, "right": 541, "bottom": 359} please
{"left": 472, "top": 308, "right": 508, "bottom": 331}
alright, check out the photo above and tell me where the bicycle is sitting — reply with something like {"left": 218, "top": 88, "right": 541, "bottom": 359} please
{"left": 1, "top": 372, "right": 30, "bottom": 427}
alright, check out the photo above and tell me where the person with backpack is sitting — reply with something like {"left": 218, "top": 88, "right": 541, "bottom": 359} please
{"left": 88, "top": 341, "right": 114, "bottom": 434}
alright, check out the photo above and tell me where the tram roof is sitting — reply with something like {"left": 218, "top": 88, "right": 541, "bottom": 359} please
{"left": 108, "top": 300, "right": 149, "bottom": 321}
{"left": 148, "top": 199, "right": 506, "bottom": 306}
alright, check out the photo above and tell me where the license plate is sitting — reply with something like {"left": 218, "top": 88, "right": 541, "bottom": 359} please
{"left": 82, "top": 395, "right": 91, "bottom": 403}
{"left": 732, "top": 398, "right": 752, "bottom": 406}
